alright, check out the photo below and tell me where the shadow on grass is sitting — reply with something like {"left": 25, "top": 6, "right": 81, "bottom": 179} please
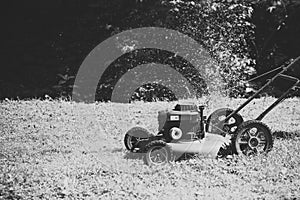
{"left": 123, "top": 151, "right": 145, "bottom": 161}
{"left": 122, "top": 150, "right": 218, "bottom": 164}
{"left": 273, "top": 131, "right": 300, "bottom": 139}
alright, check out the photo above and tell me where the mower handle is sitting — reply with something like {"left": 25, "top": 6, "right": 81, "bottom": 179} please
{"left": 224, "top": 55, "right": 300, "bottom": 122}
{"left": 247, "top": 56, "right": 300, "bottom": 83}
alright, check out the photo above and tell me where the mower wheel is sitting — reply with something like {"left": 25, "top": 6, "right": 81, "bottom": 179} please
{"left": 206, "top": 108, "right": 243, "bottom": 136}
{"left": 124, "top": 127, "right": 152, "bottom": 151}
{"left": 235, "top": 120, "right": 273, "bottom": 156}
{"left": 144, "top": 140, "right": 173, "bottom": 166}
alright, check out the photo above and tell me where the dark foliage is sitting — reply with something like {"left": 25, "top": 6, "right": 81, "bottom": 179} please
{"left": 1, "top": 0, "right": 299, "bottom": 100}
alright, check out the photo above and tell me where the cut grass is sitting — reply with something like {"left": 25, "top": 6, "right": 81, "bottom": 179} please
{"left": 0, "top": 97, "right": 300, "bottom": 199}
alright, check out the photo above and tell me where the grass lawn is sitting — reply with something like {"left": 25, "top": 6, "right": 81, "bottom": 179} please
{"left": 1, "top": 97, "right": 300, "bottom": 199}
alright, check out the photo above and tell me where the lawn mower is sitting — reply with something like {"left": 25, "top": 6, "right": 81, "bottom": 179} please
{"left": 124, "top": 56, "right": 300, "bottom": 166}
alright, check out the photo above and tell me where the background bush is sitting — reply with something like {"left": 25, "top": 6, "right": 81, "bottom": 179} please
{"left": 1, "top": 0, "right": 300, "bottom": 100}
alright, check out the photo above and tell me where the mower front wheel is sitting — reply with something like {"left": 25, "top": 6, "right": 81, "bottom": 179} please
{"left": 144, "top": 140, "right": 173, "bottom": 166}
{"left": 235, "top": 120, "right": 273, "bottom": 156}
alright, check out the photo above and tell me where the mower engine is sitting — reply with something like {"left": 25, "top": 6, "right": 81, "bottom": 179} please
{"left": 157, "top": 103, "right": 205, "bottom": 141}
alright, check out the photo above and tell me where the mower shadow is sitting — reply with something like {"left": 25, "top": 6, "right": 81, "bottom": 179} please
{"left": 123, "top": 151, "right": 145, "bottom": 161}
{"left": 123, "top": 150, "right": 220, "bottom": 164}
{"left": 273, "top": 131, "right": 300, "bottom": 139}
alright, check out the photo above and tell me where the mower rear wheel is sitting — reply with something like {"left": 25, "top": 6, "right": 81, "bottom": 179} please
{"left": 144, "top": 140, "right": 173, "bottom": 166}
{"left": 235, "top": 120, "right": 273, "bottom": 156}
{"left": 206, "top": 108, "right": 243, "bottom": 136}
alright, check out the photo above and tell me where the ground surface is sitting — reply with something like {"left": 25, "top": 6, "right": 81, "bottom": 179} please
{"left": 0, "top": 97, "right": 300, "bottom": 199}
